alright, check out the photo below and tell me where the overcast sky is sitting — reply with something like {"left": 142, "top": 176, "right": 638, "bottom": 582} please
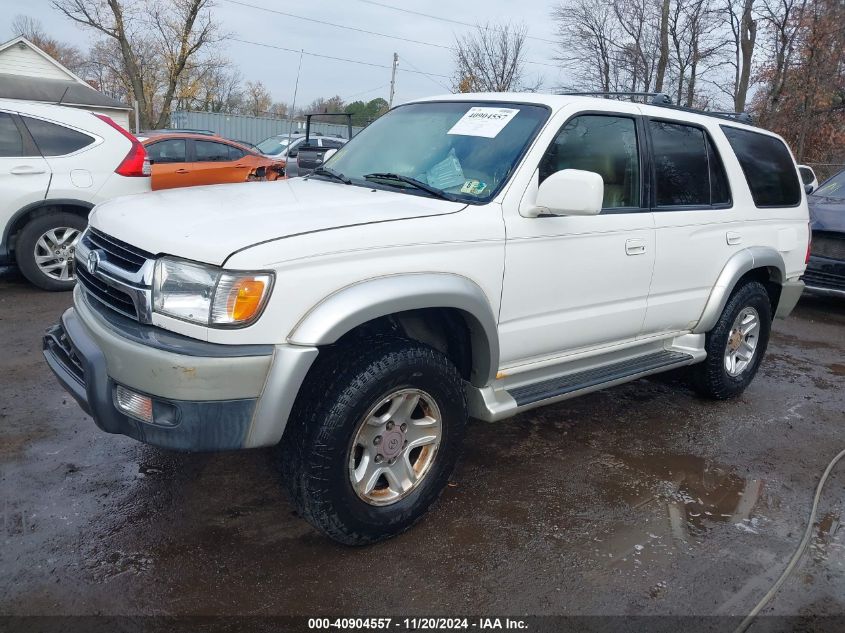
{"left": 6, "top": 0, "right": 568, "bottom": 107}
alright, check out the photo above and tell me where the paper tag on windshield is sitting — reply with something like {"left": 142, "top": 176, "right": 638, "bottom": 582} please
{"left": 448, "top": 107, "right": 519, "bottom": 138}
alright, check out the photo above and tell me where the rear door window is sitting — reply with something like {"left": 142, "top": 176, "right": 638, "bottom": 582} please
{"left": 0, "top": 112, "right": 23, "bottom": 157}
{"left": 649, "top": 120, "right": 731, "bottom": 207}
{"left": 21, "top": 116, "right": 94, "bottom": 156}
{"left": 721, "top": 126, "right": 801, "bottom": 207}
{"left": 147, "top": 139, "right": 186, "bottom": 164}
{"left": 227, "top": 145, "right": 246, "bottom": 160}
{"left": 195, "top": 140, "right": 233, "bottom": 162}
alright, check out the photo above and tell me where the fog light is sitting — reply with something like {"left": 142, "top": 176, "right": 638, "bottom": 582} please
{"left": 115, "top": 385, "right": 153, "bottom": 423}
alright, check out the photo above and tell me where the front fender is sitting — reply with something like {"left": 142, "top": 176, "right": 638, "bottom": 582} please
{"left": 288, "top": 273, "right": 499, "bottom": 386}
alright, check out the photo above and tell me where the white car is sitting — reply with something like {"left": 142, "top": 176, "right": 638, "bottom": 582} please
{"left": 798, "top": 164, "right": 819, "bottom": 193}
{"left": 254, "top": 133, "right": 306, "bottom": 161}
{"left": 44, "top": 92, "right": 808, "bottom": 544}
{"left": 0, "top": 99, "right": 151, "bottom": 290}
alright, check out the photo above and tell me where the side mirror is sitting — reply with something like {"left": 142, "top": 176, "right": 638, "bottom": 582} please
{"left": 805, "top": 184, "right": 816, "bottom": 195}
{"left": 526, "top": 169, "right": 604, "bottom": 217}
{"left": 323, "top": 148, "right": 338, "bottom": 162}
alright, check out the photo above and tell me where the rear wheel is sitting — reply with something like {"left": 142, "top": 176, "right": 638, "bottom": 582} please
{"left": 281, "top": 337, "right": 467, "bottom": 545}
{"left": 692, "top": 280, "right": 772, "bottom": 399}
{"left": 15, "top": 212, "right": 86, "bottom": 291}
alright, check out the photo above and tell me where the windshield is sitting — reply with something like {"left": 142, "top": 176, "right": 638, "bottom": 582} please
{"left": 255, "top": 135, "right": 298, "bottom": 155}
{"left": 814, "top": 170, "right": 845, "bottom": 200}
{"left": 324, "top": 101, "right": 549, "bottom": 202}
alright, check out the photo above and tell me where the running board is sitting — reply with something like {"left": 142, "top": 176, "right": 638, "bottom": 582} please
{"left": 508, "top": 350, "right": 693, "bottom": 406}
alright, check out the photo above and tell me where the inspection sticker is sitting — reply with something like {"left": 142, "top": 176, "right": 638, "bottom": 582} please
{"left": 447, "top": 107, "right": 520, "bottom": 138}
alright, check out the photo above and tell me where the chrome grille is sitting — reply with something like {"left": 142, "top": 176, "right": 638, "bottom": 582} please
{"left": 76, "top": 265, "right": 138, "bottom": 319}
{"left": 81, "top": 228, "right": 152, "bottom": 272}
{"left": 75, "top": 228, "right": 154, "bottom": 323}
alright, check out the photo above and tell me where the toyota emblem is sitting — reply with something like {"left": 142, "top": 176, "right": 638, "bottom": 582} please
{"left": 87, "top": 250, "right": 100, "bottom": 275}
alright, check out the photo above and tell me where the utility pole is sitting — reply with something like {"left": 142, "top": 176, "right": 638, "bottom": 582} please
{"left": 286, "top": 49, "right": 304, "bottom": 162}
{"left": 388, "top": 53, "right": 398, "bottom": 108}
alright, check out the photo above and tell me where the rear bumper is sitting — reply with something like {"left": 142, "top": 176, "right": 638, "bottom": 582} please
{"left": 774, "top": 279, "right": 805, "bottom": 318}
{"left": 43, "top": 289, "right": 317, "bottom": 451}
{"left": 802, "top": 255, "right": 845, "bottom": 298}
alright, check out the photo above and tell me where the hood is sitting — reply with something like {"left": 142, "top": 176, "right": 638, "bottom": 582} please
{"left": 808, "top": 195, "right": 845, "bottom": 233}
{"left": 89, "top": 178, "right": 466, "bottom": 265}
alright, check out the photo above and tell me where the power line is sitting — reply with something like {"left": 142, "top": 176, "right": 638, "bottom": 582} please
{"left": 220, "top": 0, "right": 561, "bottom": 70}
{"left": 228, "top": 37, "right": 451, "bottom": 79}
{"left": 220, "top": 0, "right": 450, "bottom": 50}
{"left": 355, "top": 0, "right": 559, "bottom": 45}
{"left": 401, "top": 55, "right": 451, "bottom": 91}
{"left": 344, "top": 83, "right": 390, "bottom": 100}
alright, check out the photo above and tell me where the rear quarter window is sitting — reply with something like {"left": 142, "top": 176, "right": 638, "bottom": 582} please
{"left": 22, "top": 116, "right": 94, "bottom": 156}
{"left": 721, "top": 126, "right": 800, "bottom": 207}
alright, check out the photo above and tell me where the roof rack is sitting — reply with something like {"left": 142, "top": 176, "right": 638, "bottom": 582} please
{"left": 556, "top": 91, "right": 754, "bottom": 125}
{"left": 557, "top": 91, "right": 673, "bottom": 105}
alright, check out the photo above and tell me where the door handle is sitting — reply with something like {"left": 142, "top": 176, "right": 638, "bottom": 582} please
{"left": 175, "top": 168, "right": 190, "bottom": 174}
{"left": 726, "top": 231, "right": 743, "bottom": 245}
{"left": 234, "top": 164, "right": 248, "bottom": 168}
{"left": 10, "top": 165, "right": 46, "bottom": 175}
{"left": 625, "top": 238, "right": 647, "bottom": 255}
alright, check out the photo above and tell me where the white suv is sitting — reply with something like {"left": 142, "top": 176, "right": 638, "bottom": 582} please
{"left": 0, "top": 100, "right": 151, "bottom": 290}
{"left": 43, "top": 93, "right": 808, "bottom": 544}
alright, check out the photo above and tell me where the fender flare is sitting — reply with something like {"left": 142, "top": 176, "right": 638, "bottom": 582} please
{"left": 693, "top": 246, "right": 786, "bottom": 334}
{"left": 288, "top": 273, "right": 500, "bottom": 386}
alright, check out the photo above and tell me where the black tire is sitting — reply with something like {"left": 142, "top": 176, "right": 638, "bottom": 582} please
{"left": 691, "top": 280, "right": 772, "bottom": 399}
{"left": 281, "top": 336, "right": 467, "bottom": 545}
{"left": 15, "top": 212, "right": 87, "bottom": 291}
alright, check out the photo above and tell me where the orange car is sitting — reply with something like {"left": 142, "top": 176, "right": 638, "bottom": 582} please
{"left": 141, "top": 133, "right": 285, "bottom": 190}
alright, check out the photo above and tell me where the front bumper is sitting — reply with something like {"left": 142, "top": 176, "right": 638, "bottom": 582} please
{"left": 802, "top": 254, "right": 845, "bottom": 298}
{"left": 43, "top": 289, "right": 317, "bottom": 451}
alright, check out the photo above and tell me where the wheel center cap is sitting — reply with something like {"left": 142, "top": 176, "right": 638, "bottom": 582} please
{"left": 381, "top": 429, "right": 404, "bottom": 458}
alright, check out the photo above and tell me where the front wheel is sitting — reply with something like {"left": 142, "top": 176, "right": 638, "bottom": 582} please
{"left": 691, "top": 280, "right": 772, "bottom": 399}
{"left": 281, "top": 337, "right": 467, "bottom": 545}
{"left": 15, "top": 212, "right": 86, "bottom": 291}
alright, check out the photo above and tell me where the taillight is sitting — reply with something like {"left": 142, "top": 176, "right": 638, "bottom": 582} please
{"left": 806, "top": 223, "right": 812, "bottom": 264}
{"left": 93, "top": 113, "right": 151, "bottom": 177}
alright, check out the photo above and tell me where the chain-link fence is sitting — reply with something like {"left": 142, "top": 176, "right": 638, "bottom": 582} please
{"left": 170, "top": 110, "right": 365, "bottom": 145}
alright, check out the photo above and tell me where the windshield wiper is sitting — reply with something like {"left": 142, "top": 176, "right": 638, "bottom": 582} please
{"left": 363, "top": 173, "right": 457, "bottom": 201}
{"left": 310, "top": 166, "right": 352, "bottom": 184}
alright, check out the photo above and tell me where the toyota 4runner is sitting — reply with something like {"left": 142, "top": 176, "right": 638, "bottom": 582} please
{"left": 43, "top": 93, "right": 809, "bottom": 545}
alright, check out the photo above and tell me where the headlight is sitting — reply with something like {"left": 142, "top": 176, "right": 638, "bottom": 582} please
{"left": 153, "top": 257, "right": 273, "bottom": 327}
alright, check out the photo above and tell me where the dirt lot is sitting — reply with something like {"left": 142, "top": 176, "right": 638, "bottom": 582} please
{"left": 1, "top": 271, "right": 844, "bottom": 626}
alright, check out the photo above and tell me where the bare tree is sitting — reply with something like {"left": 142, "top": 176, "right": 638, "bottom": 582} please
{"left": 11, "top": 14, "right": 87, "bottom": 75}
{"left": 730, "top": 0, "right": 758, "bottom": 111}
{"left": 241, "top": 80, "right": 273, "bottom": 116}
{"left": 53, "top": 0, "right": 218, "bottom": 128}
{"left": 668, "top": 0, "right": 723, "bottom": 106}
{"left": 553, "top": 0, "right": 619, "bottom": 91}
{"left": 613, "top": 0, "right": 662, "bottom": 92}
{"left": 757, "top": 0, "right": 807, "bottom": 111}
{"left": 655, "top": 0, "right": 672, "bottom": 91}
{"left": 452, "top": 22, "right": 538, "bottom": 92}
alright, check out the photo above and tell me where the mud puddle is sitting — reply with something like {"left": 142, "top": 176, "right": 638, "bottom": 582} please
{"left": 592, "top": 453, "right": 776, "bottom": 570}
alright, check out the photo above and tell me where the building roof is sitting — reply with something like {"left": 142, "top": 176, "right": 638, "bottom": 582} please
{"left": 0, "top": 73, "right": 131, "bottom": 111}
{"left": 0, "top": 36, "right": 130, "bottom": 111}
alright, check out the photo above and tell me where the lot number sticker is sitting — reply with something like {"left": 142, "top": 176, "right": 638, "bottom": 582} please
{"left": 448, "top": 107, "right": 520, "bottom": 138}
